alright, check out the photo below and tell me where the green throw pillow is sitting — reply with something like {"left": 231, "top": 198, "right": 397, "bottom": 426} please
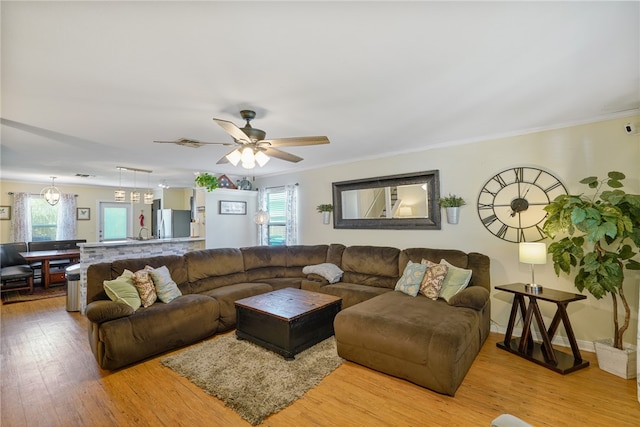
{"left": 148, "top": 265, "right": 182, "bottom": 303}
{"left": 438, "top": 259, "right": 473, "bottom": 302}
{"left": 394, "top": 261, "right": 427, "bottom": 297}
{"left": 103, "top": 269, "right": 142, "bottom": 311}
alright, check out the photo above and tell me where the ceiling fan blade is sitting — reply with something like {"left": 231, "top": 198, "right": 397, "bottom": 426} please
{"left": 212, "top": 118, "right": 251, "bottom": 142}
{"left": 263, "top": 147, "right": 303, "bottom": 163}
{"left": 153, "top": 138, "right": 233, "bottom": 148}
{"left": 262, "top": 136, "right": 329, "bottom": 147}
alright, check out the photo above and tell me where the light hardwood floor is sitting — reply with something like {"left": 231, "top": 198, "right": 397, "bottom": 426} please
{"left": 1, "top": 295, "right": 638, "bottom": 426}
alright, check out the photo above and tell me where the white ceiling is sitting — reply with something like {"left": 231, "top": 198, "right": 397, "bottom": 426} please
{"left": 2, "top": 1, "right": 639, "bottom": 190}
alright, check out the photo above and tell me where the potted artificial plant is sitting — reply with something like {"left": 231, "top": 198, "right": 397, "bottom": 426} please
{"left": 317, "top": 204, "right": 333, "bottom": 225}
{"left": 438, "top": 194, "right": 466, "bottom": 224}
{"left": 194, "top": 173, "right": 219, "bottom": 192}
{"left": 543, "top": 171, "right": 640, "bottom": 379}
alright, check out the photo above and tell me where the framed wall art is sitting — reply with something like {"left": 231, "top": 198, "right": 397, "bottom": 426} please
{"left": 77, "top": 207, "right": 91, "bottom": 220}
{"left": 0, "top": 206, "right": 11, "bottom": 220}
{"left": 219, "top": 200, "right": 247, "bottom": 215}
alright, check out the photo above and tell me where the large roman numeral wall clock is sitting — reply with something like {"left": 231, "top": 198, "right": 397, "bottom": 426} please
{"left": 477, "top": 167, "right": 567, "bottom": 243}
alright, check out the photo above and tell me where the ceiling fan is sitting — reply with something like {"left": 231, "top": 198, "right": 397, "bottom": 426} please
{"left": 154, "top": 110, "right": 329, "bottom": 169}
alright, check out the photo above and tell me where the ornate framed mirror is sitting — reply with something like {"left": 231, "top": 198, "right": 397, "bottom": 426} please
{"left": 332, "top": 170, "right": 441, "bottom": 230}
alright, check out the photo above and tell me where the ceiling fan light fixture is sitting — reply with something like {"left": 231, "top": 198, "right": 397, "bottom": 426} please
{"left": 255, "top": 150, "right": 270, "bottom": 167}
{"left": 226, "top": 149, "right": 242, "bottom": 166}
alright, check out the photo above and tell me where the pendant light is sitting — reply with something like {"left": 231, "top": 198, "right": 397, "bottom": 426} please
{"left": 144, "top": 171, "right": 154, "bottom": 204}
{"left": 130, "top": 170, "right": 140, "bottom": 203}
{"left": 41, "top": 176, "right": 61, "bottom": 206}
{"left": 115, "top": 167, "right": 126, "bottom": 202}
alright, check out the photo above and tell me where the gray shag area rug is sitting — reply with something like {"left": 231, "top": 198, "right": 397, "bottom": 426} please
{"left": 161, "top": 334, "right": 343, "bottom": 425}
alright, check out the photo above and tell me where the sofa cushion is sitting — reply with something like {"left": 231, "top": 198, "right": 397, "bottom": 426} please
{"left": 103, "top": 270, "right": 141, "bottom": 311}
{"left": 148, "top": 265, "right": 182, "bottom": 303}
{"left": 133, "top": 268, "right": 157, "bottom": 307}
{"left": 242, "top": 246, "right": 287, "bottom": 282}
{"left": 86, "top": 300, "right": 135, "bottom": 323}
{"left": 316, "top": 282, "right": 392, "bottom": 309}
{"left": 285, "top": 245, "right": 329, "bottom": 277}
{"left": 185, "top": 248, "right": 247, "bottom": 293}
{"left": 341, "top": 246, "right": 400, "bottom": 289}
{"left": 394, "top": 261, "right": 426, "bottom": 296}
{"left": 419, "top": 260, "right": 449, "bottom": 300}
{"left": 96, "top": 294, "right": 220, "bottom": 370}
{"left": 439, "top": 260, "right": 473, "bottom": 302}
{"left": 201, "top": 282, "right": 273, "bottom": 332}
{"left": 112, "top": 255, "right": 188, "bottom": 288}
{"left": 334, "top": 290, "right": 484, "bottom": 395}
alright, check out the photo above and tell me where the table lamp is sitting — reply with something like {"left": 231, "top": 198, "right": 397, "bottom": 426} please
{"left": 519, "top": 242, "right": 547, "bottom": 293}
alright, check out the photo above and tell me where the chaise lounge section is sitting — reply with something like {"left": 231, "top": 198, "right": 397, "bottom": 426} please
{"left": 85, "top": 244, "right": 490, "bottom": 396}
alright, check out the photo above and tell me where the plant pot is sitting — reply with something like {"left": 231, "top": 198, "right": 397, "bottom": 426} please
{"left": 594, "top": 338, "right": 637, "bottom": 379}
{"left": 322, "top": 211, "right": 331, "bottom": 225}
{"left": 445, "top": 207, "right": 460, "bottom": 224}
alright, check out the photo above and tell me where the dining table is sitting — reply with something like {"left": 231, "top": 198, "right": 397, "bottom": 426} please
{"left": 19, "top": 249, "right": 80, "bottom": 289}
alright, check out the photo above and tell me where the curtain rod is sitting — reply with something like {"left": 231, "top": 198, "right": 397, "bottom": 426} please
{"left": 8, "top": 192, "right": 78, "bottom": 197}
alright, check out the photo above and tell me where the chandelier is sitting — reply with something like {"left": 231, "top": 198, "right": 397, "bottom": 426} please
{"left": 41, "top": 176, "right": 61, "bottom": 206}
{"left": 226, "top": 147, "right": 270, "bottom": 169}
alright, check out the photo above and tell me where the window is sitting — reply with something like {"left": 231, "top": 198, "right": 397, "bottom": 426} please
{"left": 30, "top": 197, "right": 58, "bottom": 241}
{"left": 266, "top": 187, "right": 286, "bottom": 246}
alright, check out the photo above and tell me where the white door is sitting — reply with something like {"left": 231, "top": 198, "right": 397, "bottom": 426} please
{"left": 99, "top": 202, "right": 132, "bottom": 242}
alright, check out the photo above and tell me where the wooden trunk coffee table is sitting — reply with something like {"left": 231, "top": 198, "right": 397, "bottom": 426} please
{"left": 235, "top": 288, "right": 342, "bottom": 360}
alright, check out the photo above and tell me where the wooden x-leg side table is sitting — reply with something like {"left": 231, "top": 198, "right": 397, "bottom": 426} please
{"left": 495, "top": 283, "right": 589, "bottom": 374}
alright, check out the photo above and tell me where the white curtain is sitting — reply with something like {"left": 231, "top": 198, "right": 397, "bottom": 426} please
{"left": 284, "top": 184, "right": 298, "bottom": 245}
{"left": 257, "top": 187, "right": 268, "bottom": 246}
{"left": 56, "top": 193, "right": 77, "bottom": 240}
{"left": 11, "top": 192, "right": 32, "bottom": 243}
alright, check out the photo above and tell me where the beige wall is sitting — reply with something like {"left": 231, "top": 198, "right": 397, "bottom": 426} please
{"left": 255, "top": 115, "right": 640, "bottom": 349}
{"left": 0, "top": 182, "right": 191, "bottom": 243}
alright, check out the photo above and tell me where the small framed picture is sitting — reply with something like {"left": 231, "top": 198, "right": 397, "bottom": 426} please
{"left": 77, "top": 207, "right": 91, "bottom": 220}
{"left": 219, "top": 200, "right": 247, "bottom": 215}
{"left": 0, "top": 206, "right": 11, "bottom": 220}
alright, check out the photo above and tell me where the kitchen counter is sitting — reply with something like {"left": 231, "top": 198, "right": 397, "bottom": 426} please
{"left": 79, "top": 237, "right": 204, "bottom": 248}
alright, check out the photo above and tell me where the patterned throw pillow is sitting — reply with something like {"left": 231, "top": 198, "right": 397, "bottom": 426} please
{"left": 147, "top": 265, "right": 182, "bottom": 303}
{"left": 133, "top": 268, "right": 157, "bottom": 308}
{"left": 394, "top": 261, "right": 427, "bottom": 297}
{"left": 420, "top": 262, "right": 449, "bottom": 300}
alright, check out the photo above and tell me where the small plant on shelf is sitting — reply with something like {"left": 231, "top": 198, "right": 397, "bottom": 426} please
{"left": 438, "top": 194, "right": 466, "bottom": 207}
{"left": 194, "top": 173, "right": 219, "bottom": 192}
{"left": 316, "top": 204, "right": 333, "bottom": 213}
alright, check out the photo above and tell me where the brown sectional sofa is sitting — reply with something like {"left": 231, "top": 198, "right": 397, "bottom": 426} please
{"left": 85, "top": 243, "right": 490, "bottom": 396}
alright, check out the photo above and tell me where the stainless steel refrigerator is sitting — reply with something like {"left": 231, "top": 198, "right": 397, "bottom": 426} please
{"left": 157, "top": 209, "right": 191, "bottom": 239}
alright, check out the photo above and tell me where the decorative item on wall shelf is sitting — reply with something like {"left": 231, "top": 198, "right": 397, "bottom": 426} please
{"left": 237, "top": 176, "right": 252, "bottom": 191}
{"left": 217, "top": 174, "right": 237, "bottom": 189}
{"left": 194, "top": 172, "right": 219, "bottom": 192}
{"left": 317, "top": 204, "right": 333, "bottom": 225}
{"left": 438, "top": 194, "right": 465, "bottom": 224}
{"left": 543, "top": 171, "right": 640, "bottom": 379}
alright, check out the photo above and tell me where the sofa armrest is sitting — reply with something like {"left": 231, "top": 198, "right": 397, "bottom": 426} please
{"left": 86, "top": 300, "right": 134, "bottom": 324}
{"left": 446, "top": 286, "right": 489, "bottom": 311}
{"left": 301, "top": 276, "right": 330, "bottom": 293}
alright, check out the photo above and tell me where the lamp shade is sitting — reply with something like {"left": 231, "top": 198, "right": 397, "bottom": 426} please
{"left": 254, "top": 209, "right": 270, "bottom": 225}
{"left": 519, "top": 242, "right": 547, "bottom": 265}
